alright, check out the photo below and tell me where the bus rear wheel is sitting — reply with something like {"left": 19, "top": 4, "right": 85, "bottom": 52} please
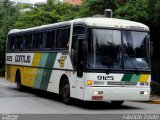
{"left": 16, "top": 72, "right": 24, "bottom": 91}
{"left": 61, "top": 80, "right": 71, "bottom": 104}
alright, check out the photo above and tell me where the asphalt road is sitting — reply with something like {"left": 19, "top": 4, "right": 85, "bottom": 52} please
{"left": 0, "top": 78, "right": 160, "bottom": 120}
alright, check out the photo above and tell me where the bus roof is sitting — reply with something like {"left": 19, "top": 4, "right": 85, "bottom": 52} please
{"left": 9, "top": 17, "right": 149, "bottom": 34}
{"left": 74, "top": 17, "right": 149, "bottom": 31}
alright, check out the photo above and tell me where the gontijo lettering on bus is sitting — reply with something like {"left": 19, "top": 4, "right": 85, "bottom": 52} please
{"left": 15, "top": 55, "right": 31, "bottom": 63}
{"left": 6, "top": 55, "right": 31, "bottom": 63}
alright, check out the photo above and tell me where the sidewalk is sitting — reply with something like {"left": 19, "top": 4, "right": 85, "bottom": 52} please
{"left": 149, "top": 95, "right": 160, "bottom": 104}
{"left": 0, "top": 77, "right": 15, "bottom": 87}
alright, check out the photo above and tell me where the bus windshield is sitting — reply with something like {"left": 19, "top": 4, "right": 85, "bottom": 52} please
{"left": 87, "top": 28, "right": 150, "bottom": 71}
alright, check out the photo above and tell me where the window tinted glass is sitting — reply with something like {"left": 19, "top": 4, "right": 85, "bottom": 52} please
{"left": 15, "top": 35, "right": 22, "bottom": 50}
{"left": 56, "top": 28, "right": 70, "bottom": 49}
{"left": 71, "top": 36, "right": 78, "bottom": 69}
{"left": 87, "top": 29, "right": 121, "bottom": 69}
{"left": 73, "top": 26, "right": 85, "bottom": 35}
{"left": 7, "top": 35, "right": 15, "bottom": 50}
{"left": 44, "top": 30, "right": 55, "bottom": 49}
{"left": 122, "top": 31, "right": 149, "bottom": 69}
{"left": 23, "top": 34, "right": 32, "bottom": 50}
{"left": 33, "top": 32, "right": 43, "bottom": 49}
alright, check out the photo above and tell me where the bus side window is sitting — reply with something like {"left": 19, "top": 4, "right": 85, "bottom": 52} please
{"left": 71, "top": 25, "right": 86, "bottom": 69}
{"left": 11, "top": 36, "right": 15, "bottom": 50}
{"left": 24, "top": 34, "right": 32, "bottom": 50}
{"left": 71, "top": 36, "right": 78, "bottom": 69}
{"left": 44, "top": 30, "right": 55, "bottom": 50}
{"left": 33, "top": 32, "right": 43, "bottom": 50}
{"left": 73, "top": 26, "right": 85, "bottom": 35}
{"left": 15, "top": 35, "right": 22, "bottom": 50}
{"left": 56, "top": 27, "right": 70, "bottom": 49}
{"left": 7, "top": 35, "right": 13, "bottom": 50}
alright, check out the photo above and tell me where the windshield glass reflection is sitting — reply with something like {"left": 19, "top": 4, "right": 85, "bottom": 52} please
{"left": 87, "top": 29, "right": 122, "bottom": 69}
{"left": 122, "top": 31, "right": 149, "bottom": 70}
{"left": 87, "top": 29, "right": 150, "bottom": 70}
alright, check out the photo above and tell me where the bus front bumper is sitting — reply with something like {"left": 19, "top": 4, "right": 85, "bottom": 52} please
{"left": 83, "top": 86, "right": 150, "bottom": 101}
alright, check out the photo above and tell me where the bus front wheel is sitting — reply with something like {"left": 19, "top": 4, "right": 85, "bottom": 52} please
{"left": 61, "top": 80, "right": 71, "bottom": 104}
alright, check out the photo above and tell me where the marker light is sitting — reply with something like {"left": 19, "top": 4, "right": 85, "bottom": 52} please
{"left": 93, "top": 91, "right": 103, "bottom": 95}
{"left": 87, "top": 80, "right": 92, "bottom": 85}
{"left": 93, "top": 91, "right": 99, "bottom": 95}
{"left": 92, "top": 96, "right": 103, "bottom": 100}
{"left": 140, "top": 82, "right": 149, "bottom": 86}
{"left": 144, "top": 91, "right": 148, "bottom": 95}
{"left": 140, "top": 91, "right": 148, "bottom": 95}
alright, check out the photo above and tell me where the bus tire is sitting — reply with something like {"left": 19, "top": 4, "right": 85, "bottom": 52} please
{"left": 111, "top": 101, "right": 124, "bottom": 106}
{"left": 16, "top": 72, "right": 24, "bottom": 91}
{"left": 61, "top": 80, "right": 71, "bottom": 104}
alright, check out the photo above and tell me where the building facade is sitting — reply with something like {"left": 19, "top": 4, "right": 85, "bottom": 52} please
{"left": 63, "top": 0, "right": 81, "bottom": 5}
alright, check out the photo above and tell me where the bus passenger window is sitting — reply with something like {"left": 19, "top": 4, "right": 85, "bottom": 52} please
{"left": 33, "top": 32, "right": 43, "bottom": 50}
{"left": 56, "top": 28, "right": 70, "bottom": 49}
{"left": 7, "top": 35, "right": 15, "bottom": 50}
{"left": 24, "top": 34, "right": 32, "bottom": 50}
{"left": 11, "top": 36, "right": 15, "bottom": 50}
{"left": 71, "top": 36, "right": 78, "bottom": 69}
{"left": 15, "top": 35, "right": 22, "bottom": 50}
{"left": 44, "top": 30, "right": 55, "bottom": 49}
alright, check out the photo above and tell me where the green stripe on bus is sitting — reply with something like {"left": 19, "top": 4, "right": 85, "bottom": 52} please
{"left": 39, "top": 53, "right": 49, "bottom": 67}
{"left": 34, "top": 53, "right": 49, "bottom": 89}
{"left": 34, "top": 69, "right": 44, "bottom": 88}
{"left": 121, "top": 74, "right": 133, "bottom": 81}
{"left": 130, "top": 74, "right": 140, "bottom": 82}
{"left": 40, "top": 53, "right": 57, "bottom": 90}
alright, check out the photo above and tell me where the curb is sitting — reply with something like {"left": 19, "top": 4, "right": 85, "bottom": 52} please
{"left": 149, "top": 100, "right": 160, "bottom": 104}
{"left": 0, "top": 76, "right": 5, "bottom": 79}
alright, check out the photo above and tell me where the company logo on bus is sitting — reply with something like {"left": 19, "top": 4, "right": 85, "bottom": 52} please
{"left": 58, "top": 56, "right": 67, "bottom": 68}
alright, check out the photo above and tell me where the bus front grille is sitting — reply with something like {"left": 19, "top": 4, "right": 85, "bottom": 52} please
{"left": 107, "top": 81, "right": 137, "bottom": 86}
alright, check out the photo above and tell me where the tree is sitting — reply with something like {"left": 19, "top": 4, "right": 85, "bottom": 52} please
{"left": 14, "top": 0, "right": 79, "bottom": 29}
{"left": 0, "top": 0, "right": 20, "bottom": 70}
{"left": 114, "top": 0, "right": 149, "bottom": 23}
{"left": 78, "top": 0, "right": 117, "bottom": 17}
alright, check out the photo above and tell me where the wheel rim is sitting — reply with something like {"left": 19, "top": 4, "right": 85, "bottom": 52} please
{"left": 62, "top": 84, "right": 70, "bottom": 103}
{"left": 17, "top": 82, "right": 20, "bottom": 89}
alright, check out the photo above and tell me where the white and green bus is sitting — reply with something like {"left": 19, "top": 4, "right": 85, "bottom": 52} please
{"left": 6, "top": 16, "right": 151, "bottom": 105}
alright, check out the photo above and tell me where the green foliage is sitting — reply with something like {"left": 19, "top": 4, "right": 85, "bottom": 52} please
{"left": 15, "top": 0, "right": 79, "bottom": 29}
{"left": 16, "top": 3, "right": 32, "bottom": 9}
{"left": 78, "top": 0, "right": 160, "bottom": 27}
{"left": 78, "top": 0, "right": 116, "bottom": 17}
{"left": 0, "top": 0, "right": 20, "bottom": 68}
{"left": 114, "top": 0, "right": 149, "bottom": 22}
{"left": 149, "top": 0, "right": 160, "bottom": 26}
